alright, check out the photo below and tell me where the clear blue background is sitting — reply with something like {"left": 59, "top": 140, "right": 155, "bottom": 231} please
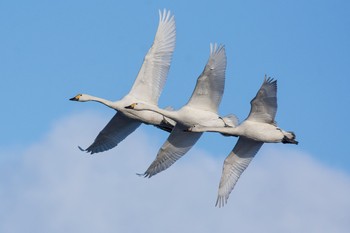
{"left": 1, "top": 0, "right": 349, "bottom": 171}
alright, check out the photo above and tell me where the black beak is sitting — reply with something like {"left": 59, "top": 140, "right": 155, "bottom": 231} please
{"left": 69, "top": 97, "right": 78, "bottom": 101}
{"left": 124, "top": 105, "right": 133, "bottom": 109}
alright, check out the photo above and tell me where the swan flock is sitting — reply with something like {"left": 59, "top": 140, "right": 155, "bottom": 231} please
{"left": 70, "top": 9, "right": 298, "bottom": 207}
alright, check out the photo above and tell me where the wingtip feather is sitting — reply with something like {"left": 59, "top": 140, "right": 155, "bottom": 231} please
{"left": 159, "top": 9, "right": 174, "bottom": 23}
{"left": 263, "top": 75, "right": 277, "bottom": 85}
{"left": 215, "top": 195, "right": 228, "bottom": 208}
{"left": 210, "top": 43, "right": 225, "bottom": 56}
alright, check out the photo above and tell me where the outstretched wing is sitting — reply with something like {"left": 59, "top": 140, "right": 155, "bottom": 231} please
{"left": 186, "top": 43, "right": 227, "bottom": 113}
{"left": 216, "top": 137, "right": 263, "bottom": 207}
{"left": 81, "top": 112, "right": 141, "bottom": 154}
{"left": 247, "top": 76, "right": 277, "bottom": 123}
{"left": 129, "top": 9, "right": 176, "bottom": 105}
{"left": 140, "top": 125, "right": 202, "bottom": 178}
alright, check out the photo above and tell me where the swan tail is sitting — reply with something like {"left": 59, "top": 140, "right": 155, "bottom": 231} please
{"left": 221, "top": 114, "right": 239, "bottom": 127}
{"left": 164, "top": 106, "right": 174, "bottom": 111}
{"left": 154, "top": 124, "right": 173, "bottom": 133}
{"left": 282, "top": 131, "right": 298, "bottom": 145}
{"left": 154, "top": 113, "right": 176, "bottom": 133}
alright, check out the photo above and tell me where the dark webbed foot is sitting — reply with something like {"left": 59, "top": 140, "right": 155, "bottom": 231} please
{"left": 282, "top": 136, "right": 299, "bottom": 145}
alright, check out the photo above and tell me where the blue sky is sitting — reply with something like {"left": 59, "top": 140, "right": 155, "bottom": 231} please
{"left": 1, "top": 0, "right": 350, "bottom": 232}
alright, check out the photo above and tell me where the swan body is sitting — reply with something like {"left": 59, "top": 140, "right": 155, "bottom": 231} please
{"left": 128, "top": 103, "right": 229, "bottom": 128}
{"left": 189, "top": 77, "right": 298, "bottom": 207}
{"left": 125, "top": 44, "right": 237, "bottom": 178}
{"left": 70, "top": 9, "right": 176, "bottom": 154}
{"left": 191, "top": 120, "right": 294, "bottom": 143}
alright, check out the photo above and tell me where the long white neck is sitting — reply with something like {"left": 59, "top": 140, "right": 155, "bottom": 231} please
{"left": 192, "top": 125, "right": 242, "bottom": 135}
{"left": 84, "top": 94, "right": 121, "bottom": 111}
{"left": 137, "top": 103, "right": 179, "bottom": 122}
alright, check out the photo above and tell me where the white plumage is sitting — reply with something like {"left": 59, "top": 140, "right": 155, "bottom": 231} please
{"left": 70, "top": 9, "right": 176, "bottom": 154}
{"left": 125, "top": 44, "right": 237, "bottom": 177}
{"left": 189, "top": 77, "right": 298, "bottom": 207}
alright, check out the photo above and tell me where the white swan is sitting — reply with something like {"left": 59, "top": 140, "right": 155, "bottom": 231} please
{"left": 188, "top": 76, "right": 298, "bottom": 207}
{"left": 125, "top": 44, "right": 238, "bottom": 178}
{"left": 69, "top": 9, "right": 176, "bottom": 154}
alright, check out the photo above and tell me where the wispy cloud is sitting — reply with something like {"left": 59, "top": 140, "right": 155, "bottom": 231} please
{"left": 1, "top": 112, "right": 349, "bottom": 233}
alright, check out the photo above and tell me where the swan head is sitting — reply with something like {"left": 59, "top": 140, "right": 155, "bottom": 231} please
{"left": 124, "top": 102, "right": 151, "bottom": 111}
{"left": 125, "top": 102, "right": 141, "bottom": 110}
{"left": 69, "top": 94, "right": 91, "bottom": 102}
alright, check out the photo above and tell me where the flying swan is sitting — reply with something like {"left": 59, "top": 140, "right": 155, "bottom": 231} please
{"left": 69, "top": 9, "right": 176, "bottom": 154}
{"left": 188, "top": 76, "right": 298, "bottom": 207}
{"left": 125, "top": 44, "right": 237, "bottom": 178}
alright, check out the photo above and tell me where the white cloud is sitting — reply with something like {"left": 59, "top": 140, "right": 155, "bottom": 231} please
{"left": 1, "top": 112, "right": 349, "bottom": 233}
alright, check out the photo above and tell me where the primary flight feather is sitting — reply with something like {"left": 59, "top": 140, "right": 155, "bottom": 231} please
{"left": 125, "top": 44, "right": 237, "bottom": 177}
{"left": 188, "top": 76, "right": 298, "bottom": 207}
{"left": 69, "top": 9, "right": 176, "bottom": 154}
